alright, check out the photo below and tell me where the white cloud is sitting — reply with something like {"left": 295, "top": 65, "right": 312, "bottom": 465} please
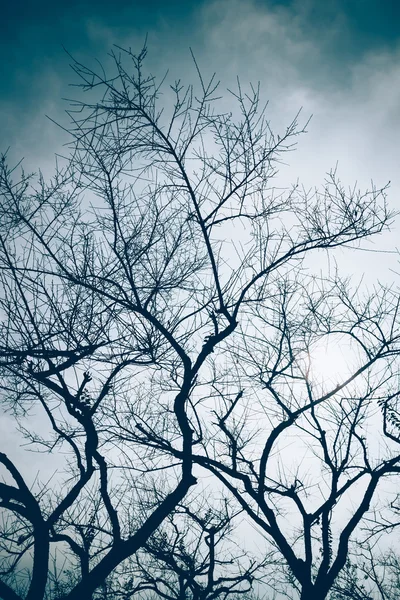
{"left": 193, "top": 0, "right": 400, "bottom": 279}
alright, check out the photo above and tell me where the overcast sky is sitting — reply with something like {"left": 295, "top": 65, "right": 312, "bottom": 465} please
{"left": 2, "top": 0, "right": 399, "bottom": 267}
{"left": 1, "top": 0, "right": 400, "bottom": 476}
{"left": 1, "top": 4, "right": 400, "bottom": 584}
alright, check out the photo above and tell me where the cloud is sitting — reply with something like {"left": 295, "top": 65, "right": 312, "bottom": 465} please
{"left": 2, "top": 0, "right": 399, "bottom": 274}
{"left": 195, "top": 1, "right": 400, "bottom": 265}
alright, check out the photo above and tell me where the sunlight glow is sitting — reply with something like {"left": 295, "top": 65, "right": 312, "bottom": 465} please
{"left": 306, "top": 334, "right": 362, "bottom": 390}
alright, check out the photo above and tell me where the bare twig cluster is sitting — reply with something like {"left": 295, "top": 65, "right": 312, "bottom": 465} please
{"left": 0, "top": 45, "right": 399, "bottom": 600}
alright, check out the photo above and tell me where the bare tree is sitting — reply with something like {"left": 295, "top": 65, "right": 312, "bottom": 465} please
{"left": 100, "top": 497, "right": 267, "bottom": 600}
{"left": 329, "top": 558, "right": 374, "bottom": 600}
{"left": 154, "top": 282, "right": 400, "bottom": 600}
{"left": 0, "top": 44, "right": 399, "bottom": 600}
{"left": 329, "top": 545, "right": 400, "bottom": 600}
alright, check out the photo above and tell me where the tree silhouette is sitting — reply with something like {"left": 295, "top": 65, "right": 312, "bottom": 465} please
{"left": 330, "top": 545, "right": 400, "bottom": 600}
{"left": 100, "top": 498, "right": 267, "bottom": 600}
{"left": 0, "top": 45, "right": 399, "bottom": 600}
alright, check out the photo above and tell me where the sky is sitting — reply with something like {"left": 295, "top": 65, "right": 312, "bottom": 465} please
{"left": 1, "top": 0, "right": 399, "bottom": 463}
{"left": 1, "top": 0, "right": 400, "bottom": 589}
{"left": 1, "top": 0, "right": 399, "bottom": 280}
{"left": 1, "top": 0, "right": 399, "bottom": 435}
{"left": 2, "top": 1, "right": 400, "bottom": 141}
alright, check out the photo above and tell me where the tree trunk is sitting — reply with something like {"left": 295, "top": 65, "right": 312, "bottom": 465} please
{"left": 300, "top": 585, "right": 327, "bottom": 600}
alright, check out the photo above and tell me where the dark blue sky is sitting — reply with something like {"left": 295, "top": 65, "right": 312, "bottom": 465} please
{"left": 2, "top": 0, "right": 400, "bottom": 166}
{"left": 2, "top": 0, "right": 399, "bottom": 102}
